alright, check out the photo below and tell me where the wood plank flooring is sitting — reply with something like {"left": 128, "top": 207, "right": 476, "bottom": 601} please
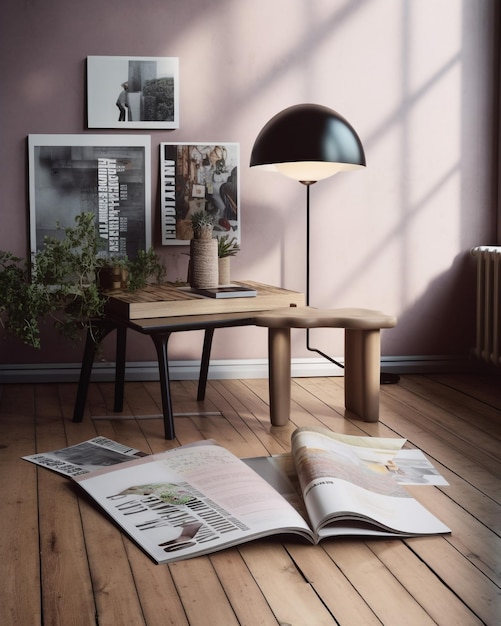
{"left": 1, "top": 371, "right": 500, "bottom": 625}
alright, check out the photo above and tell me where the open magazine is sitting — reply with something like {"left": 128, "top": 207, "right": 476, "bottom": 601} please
{"left": 63, "top": 427, "right": 450, "bottom": 564}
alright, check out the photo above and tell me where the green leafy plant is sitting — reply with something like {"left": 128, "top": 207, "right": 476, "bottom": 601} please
{"left": 0, "top": 212, "right": 166, "bottom": 348}
{"left": 96, "top": 254, "right": 129, "bottom": 269}
{"left": 96, "top": 249, "right": 165, "bottom": 293}
{"left": 127, "top": 247, "right": 166, "bottom": 291}
{"left": 31, "top": 212, "right": 107, "bottom": 342}
{"left": 0, "top": 252, "right": 50, "bottom": 348}
{"left": 217, "top": 234, "right": 239, "bottom": 258}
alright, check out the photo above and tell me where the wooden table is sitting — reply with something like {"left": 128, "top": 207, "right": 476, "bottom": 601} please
{"left": 73, "top": 281, "right": 304, "bottom": 439}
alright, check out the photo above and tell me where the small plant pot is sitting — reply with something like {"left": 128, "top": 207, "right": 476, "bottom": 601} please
{"left": 97, "top": 266, "right": 129, "bottom": 292}
{"left": 218, "top": 257, "right": 231, "bottom": 285}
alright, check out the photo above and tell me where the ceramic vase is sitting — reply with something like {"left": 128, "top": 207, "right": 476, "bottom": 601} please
{"left": 218, "top": 257, "right": 231, "bottom": 285}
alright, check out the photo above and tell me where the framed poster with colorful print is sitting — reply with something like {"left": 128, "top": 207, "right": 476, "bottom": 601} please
{"left": 160, "top": 142, "right": 239, "bottom": 245}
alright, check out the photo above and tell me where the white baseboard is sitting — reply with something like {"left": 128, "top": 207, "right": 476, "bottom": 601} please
{"left": 0, "top": 355, "right": 476, "bottom": 384}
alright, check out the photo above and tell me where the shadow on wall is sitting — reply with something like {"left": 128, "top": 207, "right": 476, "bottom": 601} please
{"left": 382, "top": 251, "right": 476, "bottom": 357}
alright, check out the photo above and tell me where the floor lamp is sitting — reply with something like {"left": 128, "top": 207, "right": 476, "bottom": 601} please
{"left": 249, "top": 103, "right": 368, "bottom": 368}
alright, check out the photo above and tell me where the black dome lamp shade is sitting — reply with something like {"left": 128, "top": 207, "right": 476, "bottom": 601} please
{"left": 249, "top": 103, "right": 366, "bottom": 183}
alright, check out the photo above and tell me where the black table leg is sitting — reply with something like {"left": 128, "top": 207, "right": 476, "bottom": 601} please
{"left": 197, "top": 328, "right": 214, "bottom": 401}
{"left": 151, "top": 332, "right": 175, "bottom": 440}
{"left": 114, "top": 325, "right": 127, "bottom": 412}
{"left": 73, "top": 320, "right": 116, "bottom": 422}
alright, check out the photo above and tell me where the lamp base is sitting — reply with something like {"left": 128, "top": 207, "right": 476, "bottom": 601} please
{"left": 380, "top": 372, "right": 400, "bottom": 384}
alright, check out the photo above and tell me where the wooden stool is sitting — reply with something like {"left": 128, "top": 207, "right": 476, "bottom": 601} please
{"left": 253, "top": 307, "right": 397, "bottom": 425}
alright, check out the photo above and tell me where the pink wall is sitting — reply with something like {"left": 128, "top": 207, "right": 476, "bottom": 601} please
{"left": 0, "top": 0, "right": 498, "bottom": 366}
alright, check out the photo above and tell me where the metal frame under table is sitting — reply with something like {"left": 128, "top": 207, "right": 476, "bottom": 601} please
{"left": 72, "top": 282, "right": 304, "bottom": 439}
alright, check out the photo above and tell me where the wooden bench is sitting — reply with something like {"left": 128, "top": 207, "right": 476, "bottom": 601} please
{"left": 253, "top": 306, "right": 397, "bottom": 424}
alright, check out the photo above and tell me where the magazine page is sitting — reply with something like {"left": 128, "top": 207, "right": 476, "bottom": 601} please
{"left": 22, "top": 437, "right": 147, "bottom": 477}
{"left": 243, "top": 454, "right": 308, "bottom": 521}
{"left": 388, "top": 449, "right": 448, "bottom": 486}
{"left": 291, "top": 427, "right": 450, "bottom": 538}
{"left": 75, "top": 442, "right": 314, "bottom": 564}
{"left": 243, "top": 447, "right": 447, "bottom": 504}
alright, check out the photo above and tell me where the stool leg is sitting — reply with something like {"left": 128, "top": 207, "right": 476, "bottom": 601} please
{"left": 268, "top": 327, "right": 291, "bottom": 426}
{"left": 344, "top": 328, "right": 381, "bottom": 422}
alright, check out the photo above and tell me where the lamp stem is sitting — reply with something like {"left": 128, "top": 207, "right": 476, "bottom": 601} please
{"left": 300, "top": 181, "right": 345, "bottom": 369}
{"left": 306, "top": 182, "right": 311, "bottom": 307}
{"left": 300, "top": 182, "right": 399, "bottom": 384}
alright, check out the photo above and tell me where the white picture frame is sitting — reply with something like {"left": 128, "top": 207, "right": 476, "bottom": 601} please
{"left": 87, "top": 56, "right": 179, "bottom": 129}
{"left": 160, "top": 142, "right": 239, "bottom": 245}
{"left": 28, "top": 134, "right": 151, "bottom": 259}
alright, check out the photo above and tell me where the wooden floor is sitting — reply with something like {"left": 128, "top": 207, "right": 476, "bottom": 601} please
{"left": 1, "top": 370, "right": 500, "bottom": 625}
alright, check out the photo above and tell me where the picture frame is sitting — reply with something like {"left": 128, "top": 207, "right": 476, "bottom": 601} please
{"left": 87, "top": 56, "right": 179, "bottom": 129}
{"left": 28, "top": 134, "right": 151, "bottom": 259}
{"left": 160, "top": 143, "right": 239, "bottom": 245}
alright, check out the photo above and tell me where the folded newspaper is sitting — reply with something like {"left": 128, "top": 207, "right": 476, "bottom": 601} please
{"left": 23, "top": 437, "right": 148, "bottom": 477}
{"left": 23, "top": 427, "right": 450, "bottom": 564}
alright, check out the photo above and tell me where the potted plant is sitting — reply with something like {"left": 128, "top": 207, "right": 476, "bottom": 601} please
{"left": 96, "top": 255, "right": 129, "bottom": 292}
{"left": 26, "top": 211, "right": 106, "bottom": 343}
{"left": 189, "top": 210, "right": 218, "bottom": 288}
{"left": 190, "top": 209, "right": 216, "bottom": 240}
{"left": 217, "top": 234, "right": 239, "bottom": 285}
{"left": 96, "top": 249, "right": 165, "bottom": 293}
{"left": 0, "top": 212, "right": 165, "bottom": 348}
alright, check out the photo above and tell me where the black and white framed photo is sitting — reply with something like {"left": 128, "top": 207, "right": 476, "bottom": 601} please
{"left": 160, "top": 143, "right": 239, "bottom": 245}
{"left": 87, "top": 56, "right": 179, "bottom": 129}
{"left": 28, "top": 134, "right": 151, "bottom": 259}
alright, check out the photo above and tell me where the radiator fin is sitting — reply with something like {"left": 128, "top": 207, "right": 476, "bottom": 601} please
{"left": 471, "top": 246, "right": 501, "bottom": 366}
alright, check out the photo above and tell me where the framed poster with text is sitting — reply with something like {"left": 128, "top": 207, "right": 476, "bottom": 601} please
{"left": 87, "top": 56, "right": 179, "bottom": 129}
{"left": 160, "top": 142, "right": 239, "bottom": 245}
{"left": 28, "top": 134, "right": 151, "bottom": 259}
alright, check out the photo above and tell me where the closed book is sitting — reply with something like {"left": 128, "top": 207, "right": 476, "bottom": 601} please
{"left": 191, "top": 285, "right": 257, "bottom": 298}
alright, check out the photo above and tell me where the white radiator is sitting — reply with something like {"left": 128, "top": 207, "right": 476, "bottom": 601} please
{"left": 471, "top": 246, "right": 501, "bottom": 366}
